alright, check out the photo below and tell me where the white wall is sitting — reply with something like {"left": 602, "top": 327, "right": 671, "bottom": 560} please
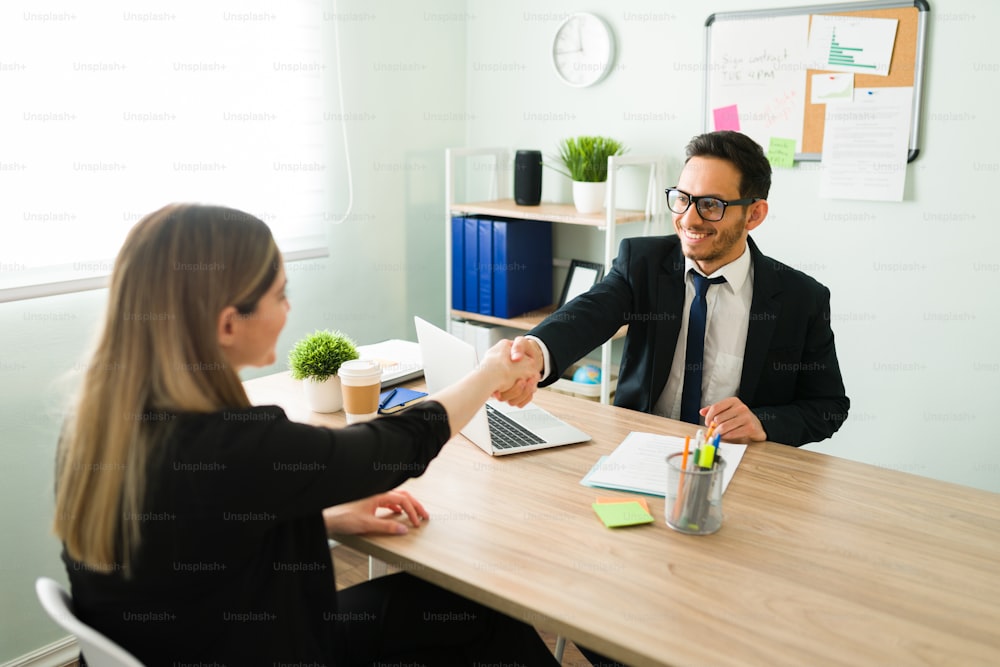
{"left": 464, "top": 0, "right": 1000, "bottom": 493}
{"left": 3, "top": 0, "right": 998, "bottom": 662}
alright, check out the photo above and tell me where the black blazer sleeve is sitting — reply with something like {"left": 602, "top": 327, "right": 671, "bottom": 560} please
{"left": 167, "top": 401, "right": 451, "bottom": 522}
{"left": 744, "top": 281, "right": 850, "bottom": 447}
{"left": 530, "top": 238, "right": 641, "bottom": 387}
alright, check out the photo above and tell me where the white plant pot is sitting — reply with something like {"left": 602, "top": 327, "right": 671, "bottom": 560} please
{"left": 302, "top": 375, "right": 343, "bottom": 413}
{"left": 572, "top": 180, "right": 607, "bottom": 214}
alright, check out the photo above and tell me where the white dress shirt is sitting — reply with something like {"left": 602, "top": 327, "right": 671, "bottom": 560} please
{"left": 653, "top": 244, "right": 753, "bottom": 420}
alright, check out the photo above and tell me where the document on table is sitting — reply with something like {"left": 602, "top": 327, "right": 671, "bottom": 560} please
{"left": 582, "top": 432, "right": 747, "bottom": 497}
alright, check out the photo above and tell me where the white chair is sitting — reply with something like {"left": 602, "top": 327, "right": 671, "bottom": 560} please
{"left": 35, "top": 577, "right": 144, "bottom": 667}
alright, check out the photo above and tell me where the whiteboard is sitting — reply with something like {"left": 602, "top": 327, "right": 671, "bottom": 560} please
{"left": 704, "top": 1, "right": 929, "bottom": 162}
{"left": 706, "top": 14, "right": 812, "bottom": 153}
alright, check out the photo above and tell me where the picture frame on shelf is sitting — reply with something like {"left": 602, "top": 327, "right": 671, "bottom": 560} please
{"left": 558, "top": 259, "right": 604, "bottom": 308}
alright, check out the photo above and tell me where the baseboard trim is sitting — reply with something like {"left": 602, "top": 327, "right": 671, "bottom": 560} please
{"left": 1, "top": 636, "right": 78, "bottom": 667}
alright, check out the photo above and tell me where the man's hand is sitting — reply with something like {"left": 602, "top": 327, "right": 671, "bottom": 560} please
{"left": 701, "top": 398, "right": 767, "bottom": 443}
{"left": 493, "top": 336, "right": 543, "bottom": 408}
{"left": 322, "top": 490, "right": 428, "bottom": 537}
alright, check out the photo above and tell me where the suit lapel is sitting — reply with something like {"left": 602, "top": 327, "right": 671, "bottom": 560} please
{"left": 649, "top": 245, "right": 686, "bottom": 411}
{"left": 739, "top": 237, "right": 781, "bottom": 403}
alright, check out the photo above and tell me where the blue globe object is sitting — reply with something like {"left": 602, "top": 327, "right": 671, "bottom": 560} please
{"left": 572, "top": 364, "right": 601, "bottom": 384}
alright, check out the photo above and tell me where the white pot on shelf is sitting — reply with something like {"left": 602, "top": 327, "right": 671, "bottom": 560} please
{"left": 302, "top": 375, "right": 343, "bottom": 413}
{"left": 571, "top": 180, "right": 607, "bottom": 214}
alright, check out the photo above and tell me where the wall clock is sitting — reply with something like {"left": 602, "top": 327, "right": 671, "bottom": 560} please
{"left": 552, "top": 12, "right": 616, "bottom": 88}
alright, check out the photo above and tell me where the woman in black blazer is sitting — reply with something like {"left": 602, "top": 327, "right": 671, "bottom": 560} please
{"left": 54, "top": 204, "right": 559, "bottom": 666}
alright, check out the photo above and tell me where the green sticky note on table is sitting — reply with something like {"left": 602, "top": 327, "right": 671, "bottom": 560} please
{"left": 592, "top": 501, "right": 654, "bottom": 528}
{"left": 768, "top": 137, "right": 796, "bottom": 168}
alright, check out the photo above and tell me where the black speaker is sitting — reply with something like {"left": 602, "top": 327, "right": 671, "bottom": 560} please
{"left": 514, "top": 149, "right": 543, "bottom": 206}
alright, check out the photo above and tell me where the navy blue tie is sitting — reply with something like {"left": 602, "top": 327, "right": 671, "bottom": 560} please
{"left": 680, "top": 271, "right": 727, "bottom": 424}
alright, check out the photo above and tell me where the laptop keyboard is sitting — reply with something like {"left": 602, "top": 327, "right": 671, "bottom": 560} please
{"left": 485, "top": 404, "right": 546, "bottom": 449}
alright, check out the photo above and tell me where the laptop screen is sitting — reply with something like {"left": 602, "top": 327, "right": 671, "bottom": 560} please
{"left": 414, "top": 316, "right": 478, "bottom": 394}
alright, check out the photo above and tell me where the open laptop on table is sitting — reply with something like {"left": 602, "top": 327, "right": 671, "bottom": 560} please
{"left": 414, "top": 316, "right": 590, "bottom": 456}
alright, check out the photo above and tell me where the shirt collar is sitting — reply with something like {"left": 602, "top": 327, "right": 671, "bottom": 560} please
{"left": 684, "top": 243, "right": 752, "bottom": 292}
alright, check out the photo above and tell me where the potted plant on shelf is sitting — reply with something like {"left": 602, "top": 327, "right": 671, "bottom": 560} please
{"left": 288, "top": 329, "right": 359, "bottom": 413}
{"left": 552, "top": 135, "right": 628, "bottom": 213}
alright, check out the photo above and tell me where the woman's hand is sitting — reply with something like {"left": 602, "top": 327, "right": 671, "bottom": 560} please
{"left": 322, "top": 490, "right": 429, "bottom": 536}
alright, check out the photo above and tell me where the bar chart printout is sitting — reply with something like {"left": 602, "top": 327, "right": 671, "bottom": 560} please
{"left": 807, "top": 14, "right": 897, "bottom": 76}
{"left": 830, "top": 29, "right": 873, "bottom": 68}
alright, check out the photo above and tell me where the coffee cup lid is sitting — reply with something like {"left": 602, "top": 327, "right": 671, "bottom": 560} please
{"left": 339, "top": 359, "right": 382, "bottom": 379}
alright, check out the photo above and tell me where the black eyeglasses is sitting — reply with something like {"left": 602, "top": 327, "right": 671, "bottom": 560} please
{"left": 664, "top": 187, "right": 762, "bottom": 222}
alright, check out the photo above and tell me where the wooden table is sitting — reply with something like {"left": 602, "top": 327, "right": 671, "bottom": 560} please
{"left": 245, "top": 371, "right": 1000, "bottom": 667}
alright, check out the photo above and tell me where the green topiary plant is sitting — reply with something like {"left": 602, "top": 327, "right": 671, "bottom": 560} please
{"left": 288, "top": 330, "right": 359, "bottom": 382}
{"left": 551, "top": 136, "right": 628, "bottom": 183}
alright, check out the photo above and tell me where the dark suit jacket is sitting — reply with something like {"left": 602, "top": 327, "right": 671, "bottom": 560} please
{"left": 530, "top": 235, "right": 849, "bottom": 446}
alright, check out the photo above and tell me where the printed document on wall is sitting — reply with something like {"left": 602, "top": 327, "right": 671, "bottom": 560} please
{"left": 819, "top": 87, "right": 913, "bottom": 202}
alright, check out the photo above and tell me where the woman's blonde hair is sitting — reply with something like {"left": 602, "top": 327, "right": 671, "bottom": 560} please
{"left": 54, "top": 203, "right": 281, "bottom": 571}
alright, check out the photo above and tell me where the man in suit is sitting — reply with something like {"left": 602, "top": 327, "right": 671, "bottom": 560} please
{"left": 501, "top": 130, "right": 848, "bottom": 447}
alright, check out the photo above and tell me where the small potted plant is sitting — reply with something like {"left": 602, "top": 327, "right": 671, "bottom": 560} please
{"left": 288, "top": 329, "right": 359, "bottom": 413}
{"left": 551, "top": 136, "right": 628, "bottom": 213}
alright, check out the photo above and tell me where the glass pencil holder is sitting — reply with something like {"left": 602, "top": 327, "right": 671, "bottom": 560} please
{"left": 665, "top": 452, "right": 725, "bottom": 535}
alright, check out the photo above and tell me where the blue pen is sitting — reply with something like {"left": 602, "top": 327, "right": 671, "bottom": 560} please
{"left": 378, "top": 388, "right": 397, "bottom": 409}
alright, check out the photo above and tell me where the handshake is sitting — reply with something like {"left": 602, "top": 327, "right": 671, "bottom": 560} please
{"left": 481, "top": 336, "right": 545, "bottom": 408}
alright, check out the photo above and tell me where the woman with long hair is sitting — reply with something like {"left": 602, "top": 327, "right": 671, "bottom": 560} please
{"left": 54, "top": 204, "right": 558, "bottom": 666}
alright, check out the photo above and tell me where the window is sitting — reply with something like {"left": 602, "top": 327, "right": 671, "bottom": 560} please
{"left": 0, "top": 1, "right": 332, "bottom": 302}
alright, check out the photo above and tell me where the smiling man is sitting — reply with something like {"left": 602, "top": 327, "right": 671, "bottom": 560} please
{"left": 502, "top": 131, "right": 849, "bottom": 448}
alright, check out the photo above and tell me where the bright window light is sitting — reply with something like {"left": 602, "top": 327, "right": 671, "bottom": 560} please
{"left": 0, "top": 1, "right": 331, "bottom": 302}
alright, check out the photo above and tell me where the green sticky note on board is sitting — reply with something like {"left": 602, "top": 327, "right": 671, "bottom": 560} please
{"left": 592, "top": 501, "right": 654, "bottom": 528}
{"left": 768, "top": 137, "right": 796, "bottom": 168}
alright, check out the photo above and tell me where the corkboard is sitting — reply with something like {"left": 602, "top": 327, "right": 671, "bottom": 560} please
{"left": 705, "top": 1, "right": 929, "bottom": 162}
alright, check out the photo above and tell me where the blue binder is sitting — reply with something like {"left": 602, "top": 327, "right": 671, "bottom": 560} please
{"left": 477, "top": 218, "right": 494, "bottom": 315}
{"left": 491, "top": 219, "right": 553, "bottom": 318}
{"left": 462, "top": 216, "right": 479, "bottom": 312}
{"left": 451, "top": 216, "right": 465, "bottom": 310}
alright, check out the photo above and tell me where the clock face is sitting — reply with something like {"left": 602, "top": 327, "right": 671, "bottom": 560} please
{"left": 552, "top": 13, "right": 615, "bottom": 88}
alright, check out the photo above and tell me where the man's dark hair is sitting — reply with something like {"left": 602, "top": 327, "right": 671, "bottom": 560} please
{"left": 684, "top": 131, "right": 772, "bottom": 200}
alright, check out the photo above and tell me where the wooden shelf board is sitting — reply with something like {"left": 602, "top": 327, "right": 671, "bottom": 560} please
{"left": 451, "top": 307, "right": 553, "bottom": 330}
{"left": 449, "top": 199, "right": 646, "bottom": 227}
{"left": 452, "top": 307, "right": 627, "bottom": 340}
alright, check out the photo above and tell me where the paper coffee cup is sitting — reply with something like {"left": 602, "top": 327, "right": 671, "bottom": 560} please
{"left": 339, "top": 359, "right": 382, "bottom": 424}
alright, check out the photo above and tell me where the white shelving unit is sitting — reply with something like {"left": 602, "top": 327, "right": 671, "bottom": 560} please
{"left": 444, "top": 147, "right": 665, "bottom": 404}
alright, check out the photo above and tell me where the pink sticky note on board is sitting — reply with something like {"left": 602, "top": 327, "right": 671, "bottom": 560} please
{"left": 713, "top": 104, "right": 740, "bottom": 131}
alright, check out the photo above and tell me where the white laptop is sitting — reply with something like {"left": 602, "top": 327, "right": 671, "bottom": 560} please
{"left": 414, "top": 316, "right": 590, "bottom": 456}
